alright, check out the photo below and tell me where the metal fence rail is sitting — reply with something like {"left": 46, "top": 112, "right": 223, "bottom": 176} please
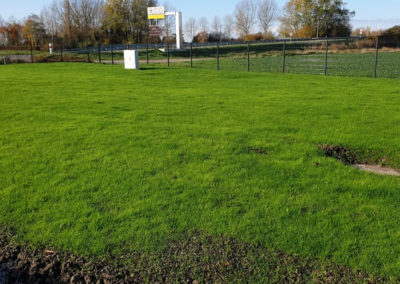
{"left": 1, "top": 37, "right": 400, "bottom": 79}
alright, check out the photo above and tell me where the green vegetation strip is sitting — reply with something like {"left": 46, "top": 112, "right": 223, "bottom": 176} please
{"left": 1, "top": 64, "right": 400, "bottom": 279}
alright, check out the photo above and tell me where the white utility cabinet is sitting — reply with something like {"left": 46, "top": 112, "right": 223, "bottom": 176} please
{"left": 124, "top": 50, "right": 140, "bottom": 70}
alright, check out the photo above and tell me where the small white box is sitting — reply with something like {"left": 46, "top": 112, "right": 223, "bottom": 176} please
{"left": 124, "top": 50, "right": 140, "bottom": 70}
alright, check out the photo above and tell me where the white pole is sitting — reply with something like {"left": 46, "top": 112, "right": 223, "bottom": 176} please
{"left": 164, "top": 11, "right": 183, "bottom": 49}
{"left": 175, "top": 12, "right": 183, "bottom": 49}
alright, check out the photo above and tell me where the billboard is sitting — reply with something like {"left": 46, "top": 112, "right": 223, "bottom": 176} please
{"left": 147, "top": 7, "right": 165, "bottom": 20}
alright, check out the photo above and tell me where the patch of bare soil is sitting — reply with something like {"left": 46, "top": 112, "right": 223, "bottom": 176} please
{"left": 353, "top": 164, "right": 400, "bottom": 177}
{"left": 319, "top": 144, "right": 358, "bottom": 165}
{"left": 248, "top": 146, "right": 268, "bottom": 155}
{"left": 0, "top": 225, "right": 391, "bottom": 283}
{"left": 320, "top": 144, "right": 400, "bottom": 177}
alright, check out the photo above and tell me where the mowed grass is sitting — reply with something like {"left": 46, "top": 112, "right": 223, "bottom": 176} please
{"left": 1, "top": 63, "right": 400, "bottom": 277}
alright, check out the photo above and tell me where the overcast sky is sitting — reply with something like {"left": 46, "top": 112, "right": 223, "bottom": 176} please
{"left": 1, "top": 0, "right": 399, "bottom": 31}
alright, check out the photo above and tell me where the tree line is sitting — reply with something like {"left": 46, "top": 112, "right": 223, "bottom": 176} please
{"left": 0, "top": 0, "right": 159, "bottom": 48}
{"left": 0, "top": 0, "right": 398, "bottom": 49}
{"left": 185, "top": 0, "right": 355, "bottom": 43}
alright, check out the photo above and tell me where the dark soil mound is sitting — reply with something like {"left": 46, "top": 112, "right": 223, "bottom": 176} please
{"left": 0, "top": 225, "right": 389, "bottom": 283}
{"left": 320, "top": 144, "right": 358, "bottom": 164}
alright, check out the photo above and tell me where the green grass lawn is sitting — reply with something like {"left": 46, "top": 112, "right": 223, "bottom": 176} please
{"left": 1, "top": 63, "right": 400, "bottom": 279}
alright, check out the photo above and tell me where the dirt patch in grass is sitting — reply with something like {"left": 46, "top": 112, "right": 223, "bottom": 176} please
{"left": 352, "top": 164, "right": 400, "bottom": 177}
{"left": 320, "top": 144, "right": 400, "bottom": 177}
{"left": 248, "top": 146, "right": 268, "bottom": 155}
{"left": 0, "top": 225, "right": 390, "bottom": 283}
{"left": 320, "top": 144, "right": 358, "bottom": 165}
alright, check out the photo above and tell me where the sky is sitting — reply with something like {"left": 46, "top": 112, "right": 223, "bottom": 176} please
{"left": 1, "top": 0, "right": 400, "bottom": 31}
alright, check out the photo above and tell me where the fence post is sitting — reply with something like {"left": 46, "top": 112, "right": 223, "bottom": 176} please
{"left": 324, "top": 40, "right": 329, "bottom": 76}
{"left": 30, "top": 41, "right": 34, "bottom": 63}
{"left": 217, "top": 43, "right": 220, "bottom": 70}
{"left": 190, "top": 42, "right": 193, "bottom": 68}
{"left": 60, "top": 41, "right": 64, "bottom": 62}
{"left": 111, "top": 44, "right": 114, "bottom": 65}
{"left": 87, "top": 43, "right": 90, "bottom": 62}
{"left": 282, "top": 40, "right": 286, "bottom": 73}
{"left": 98, "top": 43, "right": 101, "bottom": 63}
{"left": 167, "top": 42, "right": 170, "bottom": 67}
{"left": 247, "top": 42, "right": 250, "bottom": 72}
{"left": 145, "top": 43, "right": 148, "bottom": 64}
{"left": 374, "top": 37, "right": 379, "bottom": 78}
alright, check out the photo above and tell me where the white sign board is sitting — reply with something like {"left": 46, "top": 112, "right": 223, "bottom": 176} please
{"left": 148, "top": 6, "right": 165, "bottom": 19}
{"left": 124, "top": 50, "right": 140, "bottom": 70}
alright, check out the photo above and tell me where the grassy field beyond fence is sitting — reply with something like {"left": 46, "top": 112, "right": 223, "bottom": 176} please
{"left": 2, "top": 38, "right": 400, "bottom": 79}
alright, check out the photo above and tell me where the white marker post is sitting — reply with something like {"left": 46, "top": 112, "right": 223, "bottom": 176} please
{"left": 49, "top": 43, "right": 53, "bottom": 55}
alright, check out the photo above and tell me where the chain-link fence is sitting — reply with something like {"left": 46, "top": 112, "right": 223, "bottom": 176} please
{"left": 2, "top": 37, "right": 400, "bottom": 79}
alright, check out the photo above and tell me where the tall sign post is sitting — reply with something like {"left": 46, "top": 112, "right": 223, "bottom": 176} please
{"left": 147, "top": 7, "right": 183, "bottom": 50}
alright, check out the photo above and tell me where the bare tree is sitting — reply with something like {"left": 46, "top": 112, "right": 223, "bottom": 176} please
{"left": 211, "top": 16, "right": 223, "bottom": 41}
{"left": 92, "top": 0, "right": 104, "bottom": 30}
{"left": 199, "top": 17, "right": 209, "bottom": 33}
{"left": 234, "top": 0, "right": 257, "bottom": 37}
{"left": 258, "top": 0, "right": 278, "bottom": 34}
{"left": 55, "top": 0, "right": 74, "bottom": 45}
{"left": 223, "top": 14, "right": 234, "bottom": 40}
{"left": 185, "top": 17, "right": 197, "bottom": 42}
{"left": 70, "top": 0, "right": 104, "bottom": 40}
{"left": 162, "top": 2, "right": 175, "bottom": 42}
{"left": 40, "top": 1, "right": 60, "bottom": 44}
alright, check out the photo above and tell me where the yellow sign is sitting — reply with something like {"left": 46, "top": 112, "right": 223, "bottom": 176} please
{"left": 148, "top": 14, "right": 165, "bottom": 20}
{"left": 148, "top": 7, "right": 165, "bottom": 20}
